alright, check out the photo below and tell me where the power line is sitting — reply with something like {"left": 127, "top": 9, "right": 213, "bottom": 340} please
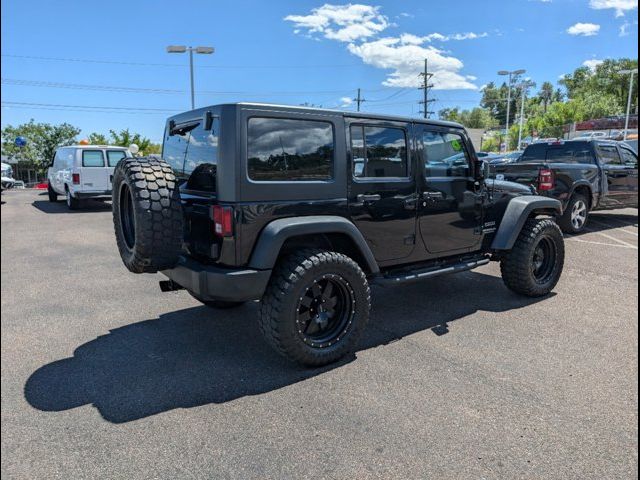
{"left": 1, "top": 54, "right": 361, "bottom": 70}
{"left": 1, "top": 101, "right": 180, "bottom": 112}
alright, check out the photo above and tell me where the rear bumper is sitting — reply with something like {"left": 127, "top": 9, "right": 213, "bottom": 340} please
{"left": 75, "top": 190, "right": 111, "bottom": 199}
{"left": 161, "top": 256, "right": 272, "bottom": 302}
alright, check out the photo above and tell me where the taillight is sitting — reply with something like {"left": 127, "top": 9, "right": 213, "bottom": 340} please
{"left": 72, "top": 173, "right": 80, "bottom": 185}
{"left": 538, "top": 168, "right": 554, "bottom": 191}
{"left": 212, "top": 205, "right": 233, "bottom": 237}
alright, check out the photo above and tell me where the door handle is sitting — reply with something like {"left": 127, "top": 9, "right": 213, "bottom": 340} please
{"left": 357, "top": 194, "right": 381, "bottom": 202}
{"left": 422, "top": 191, "right": 444, "bottom": 200}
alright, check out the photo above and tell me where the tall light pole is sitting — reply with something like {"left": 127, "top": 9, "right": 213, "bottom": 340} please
{"left": 619, "top": 68, "right": 638, "bottom": 141}
{"left": 517, "top": 80, "right": 535, "bottom": 150}
{"left": 498, "top": 69, "right": 526, "bottom": 151}
{"left": 167, "top": 45, "right": 215, "bottom": 110}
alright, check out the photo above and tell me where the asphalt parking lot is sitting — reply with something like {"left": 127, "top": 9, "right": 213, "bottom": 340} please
{"left": 1, "top": 189, "right": 638, "bottom": 479}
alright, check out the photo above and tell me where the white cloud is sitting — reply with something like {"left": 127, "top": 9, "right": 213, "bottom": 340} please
{"left": 583, "top": 59, "right": 604, "bottom": 71}
{"left": 567, "top": 22, "right": 601, "bottom": 36}
{"left": 285, "top": 4, "right": 480, "bottom": 90}
{"left": 619, "top": 21, "right": 631, "bottom": 35}
{"left": 340, "top": 96, "right": 354, "bottom": 107}
{"left": 589, "top": 0, "right": 638, "bottom": 17}
{"left": 346, "top": 39, "right": 477, "bottom": 89}
{"left": 284, "top": 4, "right": 389, "bottom": 42}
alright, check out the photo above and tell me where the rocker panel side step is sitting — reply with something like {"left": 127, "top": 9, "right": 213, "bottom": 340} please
{"left": 373, "top": 257, "right": 490, "bottom": 286}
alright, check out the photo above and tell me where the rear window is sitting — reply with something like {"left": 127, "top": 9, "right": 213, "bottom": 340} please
{"left": 184, "top": 118, "right": 219, "bottom": 175}
{"left": 520, "top": 143, "right": 594, "bottom": 164}
{"left": 162, "top": 122, "right": 194, "bottom": 175}
{"left": 107, "top": 150, "right": 127, "bottom": 167}
{"left": 82, "top": 150, "right": 105, "bottom": 167}
{"left": 247, "top": 117, "right": 334, "bottom": 181}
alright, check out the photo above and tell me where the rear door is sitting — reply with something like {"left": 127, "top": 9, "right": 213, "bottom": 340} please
{"left": 417, "top": 126, "right": 481, "bottom": 254}
{"left": 347, "top": 119, "right": 417, "bottom": 264}
{"left": 617, "top": 145, "right": 639, "bottom": 207}
{"left": 596, "top": 144, "right": 633, "bottom": 208}
{"left": 79, "top": 150, "right": 109, "bottom": 191}
{"left": 106, "top": 150, "right": 128, "bottom": 191}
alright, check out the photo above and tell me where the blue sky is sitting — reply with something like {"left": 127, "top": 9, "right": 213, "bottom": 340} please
{"left": 1, "top": 0, "right": 638, "bottom": 142}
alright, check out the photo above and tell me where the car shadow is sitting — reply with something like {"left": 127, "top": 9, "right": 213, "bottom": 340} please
{"left": 572, "top": 211, "right": 638, "bottom": 236}
{"left": 32, "top": 199, "right": 112, "bottom": 214}
{"left": 24, "top": 271, "right": 552, "bottom": 424}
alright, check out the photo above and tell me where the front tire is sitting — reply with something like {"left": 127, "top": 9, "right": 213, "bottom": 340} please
{"left": 558, "top": 194, "right": 589, "bottom": 234}
{"left": 500, "top": 218, "right": 564, "bottom": 297}
{"left": 259, "top": 249, "right": 371, "bottom": 367}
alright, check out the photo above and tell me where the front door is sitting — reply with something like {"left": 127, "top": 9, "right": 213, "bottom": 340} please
{"left": 417, "top": 127, "right": 482, "bottom": 254}
{"left": 347, "top": 120, "right": 417, "bottom": 263}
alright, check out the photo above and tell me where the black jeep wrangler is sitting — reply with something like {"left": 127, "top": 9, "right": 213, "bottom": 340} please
{"left": 112, "top": 103, "right": 564, "bottom": 366}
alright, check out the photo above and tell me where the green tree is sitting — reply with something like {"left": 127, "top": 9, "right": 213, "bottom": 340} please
{"left": 88, "top": 132, "right": 109, "bottom": 145}
{"left": 538, "top": 81, "right": 555, "bottom": 113}
{"left": 1, "top": 120, "right": 80, "bottom": 174}
{"left": 108, "top": 128, "right": 160, "bottom": 155}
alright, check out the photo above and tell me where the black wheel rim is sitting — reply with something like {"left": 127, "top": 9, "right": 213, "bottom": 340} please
{"left": 296, "top": 274, "right": 355, "bottom": 348}
{"left": 532, "top": 236, "right": 556, "bottom": 284}
{"left": 119, "top": 183, "right": 136, "bottom": 250}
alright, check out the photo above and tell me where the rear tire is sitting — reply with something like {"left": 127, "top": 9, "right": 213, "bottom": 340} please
{"left": 188, "top": 291, "right": 245, "bottom": 309}
{"left": 558, "top": 194, "right": 589, "bottom": 234}
{"left": 500, "top": 218, "right": 564, "bottom": 297}
{"left": 112, "top": 157, "right": 183, "bottom": 273}
{"left": 47, "top": 183, "right": 58, "bottom": 202}
{"left": 65, "top": 189, "right": 80, "bottom": 210}
{"left": 259, "top": 249, "right": 370, "bottom": 367}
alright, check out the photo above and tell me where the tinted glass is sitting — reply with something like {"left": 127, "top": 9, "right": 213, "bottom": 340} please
{"left": 248, "top": 117, "right": 334, "bottom": 181}
{"left": 620, "top": 148, "right": 638, "bottom": 165}
{"left": 350, "top": 125, "right": 408, "bottom": 178}
{"left": 184, "top": 118, "right": 219, "bottom": 175}
{"left": 107, "top": 150, "right": 127, "bottom": 167}
{"left": 162, "top": 123, "right": 194, "bottom": 174}
{"left": 423, "top": 131, "right": 470, "bottom": 177}
{"left": 597, "top": 145, "right": 622, "bottom": 165}
{"left": 82, "top": 150, "right": 105, "bottom": 167}
{"left": 521, "top": 143, "right": 595, "bottom": 164}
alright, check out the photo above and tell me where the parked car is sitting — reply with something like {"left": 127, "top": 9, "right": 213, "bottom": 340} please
{"left": 574, "top": 131, "right": 608, "bottom": 140}
{"left": 47, "top": 145, "right": 132, "bottom": 209}
{"left": 489, "top": 151, "right": 523, "bottom": 165}
{"left": 1, "top": 162, "right": 16, "bottom": 190}
{"left": 493, "top": 140, "right": 638, "bottom": 233}
{"left": 109, "top": 103, "right": 564, "bottom": 367}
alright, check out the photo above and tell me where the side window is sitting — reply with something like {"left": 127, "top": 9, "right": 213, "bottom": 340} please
{"left": 423, "top": 131, "right": 470, "bottom": 178}
{"left": 247, "top": 117, "right": 334, "bottom": 181}
{"left": 82, "top": 150, "right": 105, "bottom": 167}
{"left": 183, "top": 118, "right": 219, "bottom": 175}
{"left": 162, "top": 123, "right": 194, "bottom": 174}
{"left": 350, "top": 125, "right": 408, "bottom": 178}
{"left": 620, "top": 148, "right": 638, "bottom": 166}
{"left": 597, "top": 145, "right": 623, "bottom": 165}
{"left": 107, "top": 150, "right": 127, "bottom": 167}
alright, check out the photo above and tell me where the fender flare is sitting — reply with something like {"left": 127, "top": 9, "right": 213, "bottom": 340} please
{"left": 491, "top": 196, "right": 562, "bottom": 251}
{"left": 248, "top": 215, "right": 379, "bottom": 274}
{"left": 568, "top": 180, "right": 595, "bottom": 209}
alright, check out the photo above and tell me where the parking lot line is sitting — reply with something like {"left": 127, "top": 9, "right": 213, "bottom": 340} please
{"left": 589, "top": 218, "right": 639, "bottom": 237}
{"left": 565, "top": 236, "right": 638, "bottom": 249}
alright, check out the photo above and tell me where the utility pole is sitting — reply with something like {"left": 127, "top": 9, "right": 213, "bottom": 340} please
{"left": 619, "top": 68, "right": 638, "bottom": 141}
{"left": 517, "top": 80, "right": 535, "bottom": 150}
{"left": 353, "top": 88, "right": 366, "bottom": 112}
{"left": 418, "top": 59, "right": 435, "bottom": 118}
{"left": 498, "top": 69, "right": 526, "bottom": 152}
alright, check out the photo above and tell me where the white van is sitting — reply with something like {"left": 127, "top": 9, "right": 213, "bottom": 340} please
{"left": 47, "top": 145, "right": 132, "bottom": 209}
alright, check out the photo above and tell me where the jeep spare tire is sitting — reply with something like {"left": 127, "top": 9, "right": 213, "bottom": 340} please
{"left": 112, "top": 157, "right": 183, "bottom": 273}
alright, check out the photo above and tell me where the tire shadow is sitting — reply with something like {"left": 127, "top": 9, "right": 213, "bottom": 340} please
{"left": 24, "top": 270, "right": 551, "bottom": 423}
{"left": 31, "top": 199, "right": 112, "bottom": 214}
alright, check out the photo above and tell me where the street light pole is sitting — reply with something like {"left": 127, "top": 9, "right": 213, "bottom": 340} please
{"left": 167, "top": 45, "right": 215, "bottom": 110}
{"left": 619, "top": 68, "right": 638, "bottom": 141}
{"left": 498, "top": 69, "right": 526, "bottom": 152}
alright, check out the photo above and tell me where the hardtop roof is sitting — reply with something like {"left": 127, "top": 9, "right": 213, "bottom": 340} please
{"left": 167, "top": 102, "right": 465, "bottom": 130}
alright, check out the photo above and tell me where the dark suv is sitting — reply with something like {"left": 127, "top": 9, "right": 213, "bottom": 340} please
{"left": 112, "top": 103, "right": 564, "bottom": 366}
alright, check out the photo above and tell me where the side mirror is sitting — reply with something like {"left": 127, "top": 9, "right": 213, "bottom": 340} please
{"left": 476, "top": 159, "right": 491, "bottom": 180}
